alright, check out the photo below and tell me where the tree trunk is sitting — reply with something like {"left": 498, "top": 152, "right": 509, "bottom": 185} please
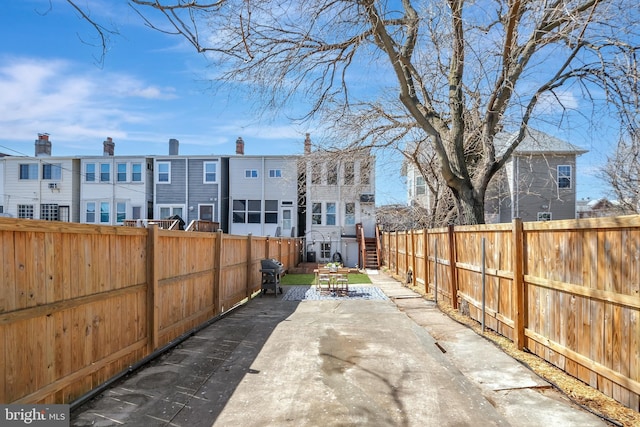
{"left": 453, "top": 184, "right": 486, "bottom": 225}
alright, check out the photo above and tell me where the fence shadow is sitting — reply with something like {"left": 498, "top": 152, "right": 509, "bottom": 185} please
{"left": 70, "top": 294, "right": 302, "bottom": 426}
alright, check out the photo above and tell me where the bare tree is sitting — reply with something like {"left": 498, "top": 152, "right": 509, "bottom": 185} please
{"left": 603, "top": 132, "right": 640, "bottom": 213}
{"left": 66, "top": 0, "right": 639, "bottom": 224}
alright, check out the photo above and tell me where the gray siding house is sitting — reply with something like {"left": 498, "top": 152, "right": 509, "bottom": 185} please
{"left": 154, "top": 139, "right": 225, "bottom": 228}
{"left": 487, "top": 128, "right": 588, "bottom": 223}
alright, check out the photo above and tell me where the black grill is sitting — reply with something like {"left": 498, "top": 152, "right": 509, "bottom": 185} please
{"left": 259, "top": 259, "right": 284, "bottom": 296}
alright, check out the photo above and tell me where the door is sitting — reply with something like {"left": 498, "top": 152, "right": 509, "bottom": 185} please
{"left": 199, "top": 204, "right": 215, "bottom": 221}
{"left": 281, "top": 208, "right": 293, "bottom": 236}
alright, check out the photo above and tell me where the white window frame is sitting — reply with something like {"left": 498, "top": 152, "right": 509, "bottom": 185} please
{"left": 19, "top": 163, "right": 38, "bottom": 180}
{"left": 245, "top": 169, "right": 259, "bottom": 178}
{"left": 557, "top": 165, "right": 572, "bottom": 189}
{"left": 157, "top": 162, "right": 171, "bottom": 183}
{"left": 345, "top": 202, "right": 356, "bottom": 225}
{"left": 85, "top": 202, "right": 96, "bottom": 223}
{"left": 537, "top": 212, "right": 552, "bottom": 221}
{"left": 42, "top": 163, "right": 62, "bottom": 180}
{"left": 312, "top": 202, "right": 322, "bottom": 225}
{"left": 85, "top": 163, "right": 96, "bottom": 182}
{"left": 269, "top": 169, "right": 282, "bottom": 178}
{"left": 204, "top": 161, "right": 217, "bottom": 183}
{"left": 131, "top": 163, "right": 142, "bottom": 182}
{"left": 116, "top": 163, "right": 127, "bottom": 182}
{"left": 326, "top": 202, "right": 336, "bottom": 225}
{"left": 100, "top": 163, "right": 111, "bottom": 183}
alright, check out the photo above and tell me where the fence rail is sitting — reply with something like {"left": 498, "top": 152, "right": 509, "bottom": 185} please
{"left": 381, "top": 216, "right": 640, "bottom": 412}
{"left": 0, "top": 218, "right": 300, "bottom": 404}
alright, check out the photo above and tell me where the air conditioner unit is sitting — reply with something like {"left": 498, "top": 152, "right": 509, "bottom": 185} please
{"left": 360, "top": 193, "right": 375, "bottom": 203}
{"left": 48, "top": 182, "right": 59, "bottom": 189}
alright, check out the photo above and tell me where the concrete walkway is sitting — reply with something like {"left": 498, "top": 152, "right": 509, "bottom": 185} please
{"left": 71, "top": 271, "right": 608, "bottom": 427}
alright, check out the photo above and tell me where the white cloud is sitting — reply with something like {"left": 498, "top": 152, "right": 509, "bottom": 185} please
{"left": 0, "top": 56, "right": 179, "bottom": 153}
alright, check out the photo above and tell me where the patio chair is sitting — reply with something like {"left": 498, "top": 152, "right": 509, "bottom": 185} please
{"left": 316, "top": 267, "right": 332, "bottom": 292}
{"left": 334, "top": 268, "right": 349, "bottom": 293}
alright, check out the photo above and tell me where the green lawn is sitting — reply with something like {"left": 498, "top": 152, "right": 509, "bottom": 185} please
{"left": 280, "top": 273, "right": 372, "bottom": 286}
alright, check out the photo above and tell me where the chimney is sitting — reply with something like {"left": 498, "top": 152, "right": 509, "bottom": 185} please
{"left": 236, "top": 137, "right": 245, "bottom": 155}
{"left": 169, "top": 138, "right": 179, "bottom": 155}
{"left": 103, "top": 137, "right": 115, "bottom": 156}
{"left": 304, "top": 133, "right": 312, "bottom": 155}
{"left": 35, "top": 133, "right": 52, "bottom": 157}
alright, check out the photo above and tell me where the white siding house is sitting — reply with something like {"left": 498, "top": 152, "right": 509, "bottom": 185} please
{"left": 228, "top": 155, "right": 299, "bottom": 237}
{"left": 1, "top": 135, "right": 80, "bottom": 221}
{"left": 80, "top": 139, "right": 153, "bottom": 225}
{"left": 301, "top": 138, "right": 376, "bottom": 267}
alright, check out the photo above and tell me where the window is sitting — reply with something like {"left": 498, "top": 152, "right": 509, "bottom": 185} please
{"left": 344, "top": 161, "right": 354, "bottom": 185}
{"left": 117, "top": 163, "right": 127, "bottom": 182}
{"left": 86, "top": 202, "right": 96, "bottom": 222}
{"left": 132, "top": 206, "right": 142, "bottom": 220}
{"left": 100, "top": 202, "right": 110, "bottom": 223}
{"left": 0, "top": 206, "right": 3, "bottom": 213}
{"left": 312, "top": 202, "right": 322, "bottom": 224}
{"left": 157, "top": 162, "right": 170, "bottom": 183}
{"left": 558, "top": 165, "right": 571, "bottom": 189}
{"left": 116, "top": 202, "right": 126, "bottom": 223}
{"left": 360, "top": 160, "right": 371, "bottom": 185}
{"left": 19, "top": 164, "right": 38, "bottom": 180}
{"left": 248, "top": 200, "right": 261, "bottom": 223}
{"left": 345, "top": 202, "right": 355, "bottom": 225}
{"left": 42, "top": 163, "right": 62, "bottom": 180}
{"left": 537, "top": 212, "right": 552, "bottom": 221}
{"left": 326, "top": 202, "right": 336, "bottom": 225}
{"left": 132, "top": 163, "right": 142, "bottom": 182}
{"left": 245, "top": 169, "right": 258, "bottom": 178}
{"left": 311, "top": 163, "right": 322, "bottom": 184}
{"left": 416, "top": 176, "right": 426, "bottom": 195}
{"left": 85, "top": 163, "right": 96, "bottom": 182}
{"left": 41, "top": 204, "right": 59, "bottom": 221}
{"left": 204, "top": 162, "right": 217, "bottom": 183}
{"left": 283, "top": 209, "right": 292, "bottom": 230}
{"left": 159, "top": 206, "right": 182, "bottom": 219}
{"left": 100, "top": 163, "right": 110, "bottom": 182}
{"left": 269, "top": 169, "right": 282, "bottom": 178}
{"left": 232, "top": 199, "right": 261, "bottom": 223}
{"left": 265, "top": 200, "right": 278, "bottom": 224}
{"left": 199, "top": 205, "right": 214, "bottom": 221}
{"left": 18, "top": 204, "right": 34, "bottom": 219}
{"left": 232, "top": 200, "right": 246, "bottom": 223}
{"left": 321, "top": 242, "right": 331, "bottom": 259}
{"left": 327, "top": 163, "right": 338, "bottom": 185}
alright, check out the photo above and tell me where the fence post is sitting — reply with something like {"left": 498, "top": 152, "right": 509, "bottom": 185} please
{"left": 448, "top": 225, "right": 459, "bottom": 310}
{"left": 213, "top": 230, "right": 223, "bottom": 315}
{"left": 512, "top": 218, "right": 525, "bottom": 350}
{"left": 424, "top": 229, "right": 430, "bottom": 294}
{"left": 246, "top": 234, "right": 253, "bottom": 299}
{"left": 393, "top": 231, "right": 400, "bottom": 276}
{"left": 265, "top": 236, "right": 270, "bottom": 260}
{"left": 146, "top": 224, "right": 159, "bottom": 352}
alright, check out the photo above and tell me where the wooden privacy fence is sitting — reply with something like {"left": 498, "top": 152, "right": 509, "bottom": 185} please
{"left": 382, "top": 215, "right": 640, "bottom": 411}
{"left": 0, "top": 218, "right": 300, "bottom": 404}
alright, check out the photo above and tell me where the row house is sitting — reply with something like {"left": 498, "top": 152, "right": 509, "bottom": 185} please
{"left": 300, "top": 135, "right": 377, "bottom": 268}
{"left": 153, "top": 138, "right": 225, "bottom": 229}
{"left": 80, "top": 138, "right": 154, "bottom": 225}
{"left": 1, "top": 134, "right": 81, "bottom": 222}
{"left": 0, "top": 134, "right": 378, "bottom": 267}
{"left": 228, "top": 138, "right": 299, "bottom": 237}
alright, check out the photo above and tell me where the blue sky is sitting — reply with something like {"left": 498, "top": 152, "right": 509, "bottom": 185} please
{"left": 0, "top": 1, "right": 612, "bottom": 206}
